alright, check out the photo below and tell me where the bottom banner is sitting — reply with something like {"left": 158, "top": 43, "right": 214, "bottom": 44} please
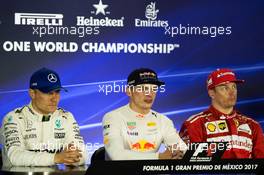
{"left": 87, "top": 159, "right": 264, "bottom": 175}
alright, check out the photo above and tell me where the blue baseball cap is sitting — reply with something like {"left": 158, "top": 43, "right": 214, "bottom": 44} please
{"left": 30, "top": 68, "right": 67, "bottom": 93}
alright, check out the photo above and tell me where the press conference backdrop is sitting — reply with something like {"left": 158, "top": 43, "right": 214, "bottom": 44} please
{"left": 0, "top": 0, "right": 264, "bottom": 163}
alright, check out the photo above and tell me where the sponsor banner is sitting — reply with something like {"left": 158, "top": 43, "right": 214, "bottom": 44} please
{"left": 207, "top": 135, "right": 253, "bottom": 152}
{"left": 135, "top": 2, "right": 168, "bottom": 28}
{"left": 87, "top": 159, "right": 264, "bottom": 174}
{"left": 14, "top": 13, "right": 63, "bottom": 26}
{"left": 2, "top": 41, "right": 179, "bottom": 54}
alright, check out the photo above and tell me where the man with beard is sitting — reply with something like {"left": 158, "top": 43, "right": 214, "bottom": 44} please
{"left": 102, "top": 68, "right": 187, "bottom": 160}
{"left": 180, "top": 68, "right": 264, "bottom": 158}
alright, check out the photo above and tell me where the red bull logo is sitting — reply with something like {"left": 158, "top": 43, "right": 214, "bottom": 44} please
{"left": 131, "top": 140, "right": 156, "bottom": 151}
{"left": 144, "top": 142, "right": 155, "bottom": 149}
{"left": 131, "top": 143, "right": 141, "bottom": 150}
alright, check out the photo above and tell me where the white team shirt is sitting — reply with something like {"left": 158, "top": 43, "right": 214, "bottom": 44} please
{"left": 102, "top": 104, "right": 187, "bottom": 160}
{"left": 0, "top": 103, "right": 87, "bottom": 167}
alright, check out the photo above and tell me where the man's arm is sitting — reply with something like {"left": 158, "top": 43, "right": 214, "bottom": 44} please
{"left": 103, "top": 113, "right": 158, "bottom": 160}
{"left": 251, "top": 121, "right": 264, "bottom": 158}
{"left": 179, "top": 118, "right": 204, "bottom": 143}
{"left": 63, "top": 112, "right": 87, "bottom": 165}
{"left": 2, "top": 112, "right": 55, "bottom": 166}
{"left": 161, "top": 116, "right": 187, "bottom": 158}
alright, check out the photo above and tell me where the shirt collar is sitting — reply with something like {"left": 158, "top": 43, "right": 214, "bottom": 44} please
{"left": 208, "top": 105, "right": 237, "bottom": 119}
{"left": 28, "top": 102, "right": 54, "bottom": 121}
{"left": 126, "top": 104, "right": 151, "bottom": 118}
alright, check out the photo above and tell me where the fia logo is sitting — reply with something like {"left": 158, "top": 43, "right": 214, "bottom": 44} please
{"left": 145, "top": 2, "right": 159, "bottom": 20}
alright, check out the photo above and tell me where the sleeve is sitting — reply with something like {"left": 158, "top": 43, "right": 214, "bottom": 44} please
{"left": 179, "top": 119, "right": 204, "bottom": 143}
{"left": 103, "top": 112, "right": 158, "bottom": 160}
{"left": 64, "top": 112, "right": 87, "bottom": 165}
{"left": 2, "top": 112, "right": 55, "bottom": 166}
{"left": 251, "top": 122, "right": 264, "bottom": 158}
{"left": 161, "top": 116, "right": 187, "bottom": 152}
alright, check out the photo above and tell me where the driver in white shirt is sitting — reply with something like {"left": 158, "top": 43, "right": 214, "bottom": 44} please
{"left": 1, "top": 68, "right": 86, "bottom": 167}
{"left": 103, "top": 68, "right": 187, "bottom": 160}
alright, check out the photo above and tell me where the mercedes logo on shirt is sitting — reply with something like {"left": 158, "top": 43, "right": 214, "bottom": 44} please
{"left": 47, "top": 73, "right": 57, "bottom": 83}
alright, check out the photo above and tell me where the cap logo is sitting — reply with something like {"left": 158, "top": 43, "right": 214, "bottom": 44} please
{"left": 216, "top": 72, "right": 234, "bottom": 78}
{"left": 139, "top": 72, "right": 156, "bottom": 78}
{"left": 128, "top": 80, "right": 135, "bottom": 85}
{"left": 207, "top": 78, "right": 212, "bottom": 85}
{"left": 32, "top": 82, "right": 37, "bottom": 86}
{"left": 47, "top": 73, "right": 57, "bottom": 83}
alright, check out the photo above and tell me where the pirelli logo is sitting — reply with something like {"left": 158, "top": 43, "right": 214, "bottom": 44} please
{"left": 14, "top": 13, "right": 63, "bottom": 26}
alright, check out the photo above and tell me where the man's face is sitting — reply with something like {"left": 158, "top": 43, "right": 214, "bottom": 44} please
{"left": 126, "top": 84, "right": 158, "bottom": 112}
{"left": 29, "top": 89, "right": 60, "bottom": 115}
{"left": 209, "top": 82, "right": 237, "bottom": 110}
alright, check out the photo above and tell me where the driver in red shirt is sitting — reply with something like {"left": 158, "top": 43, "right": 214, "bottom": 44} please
{"left": 180, "top": 68, "right": 264, "bottom": 158}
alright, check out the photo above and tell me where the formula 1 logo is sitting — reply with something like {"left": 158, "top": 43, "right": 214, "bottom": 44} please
{"left": 184, "top": 142, "right": 227, "bottom": 162}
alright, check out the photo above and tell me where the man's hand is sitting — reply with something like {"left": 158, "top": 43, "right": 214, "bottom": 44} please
{"left": 159, "top": 145, "right": 185, "bottom": 160}
{"left": 158, "top": 148, "right": 174, "bottom": 159}
{"left": 54, "top": 143, "right": 83, "bottom": 165}
{"left": 172, "top": 150, "right": 184, "bottom": 159}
